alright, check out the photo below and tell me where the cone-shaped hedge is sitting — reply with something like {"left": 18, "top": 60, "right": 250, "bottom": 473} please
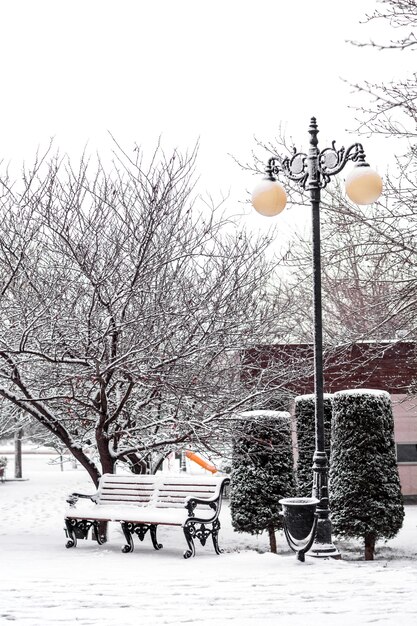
{"left": 295, "top": 393, "right": 333, "bottom": 497}
{"left": 230, "top": 410, "right": 296, "bottom": 552}
{"left": 329, "top": 389, "right": 404, "bottom": 560}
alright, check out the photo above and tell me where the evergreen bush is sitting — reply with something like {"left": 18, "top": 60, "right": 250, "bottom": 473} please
{"left": 329, "top": 389, "right": 404, "bottom": 560}
{"left": 230, "top": 410, "right": 296, "bottom": 553}
{"left": 295, "top": 393, "right": 333, "bottom": 497}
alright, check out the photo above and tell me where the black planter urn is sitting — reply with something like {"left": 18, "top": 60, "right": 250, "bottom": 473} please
{"left": 279, "top": 497, "right": 319, "bottom": 562}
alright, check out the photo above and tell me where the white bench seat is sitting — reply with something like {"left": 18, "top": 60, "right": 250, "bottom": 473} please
{"left": 64, "top": 473, "right": 230, "bottom": 558}
{"left": 64, "top": 503, "right": 189, "bottom": 525}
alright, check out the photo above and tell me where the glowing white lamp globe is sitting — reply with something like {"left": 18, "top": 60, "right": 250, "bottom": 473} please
{"left": 345, "top": 166, "right": 383, "bottom": 205}
{"left": 251, "top": 179, "right": 287, "bottom": 217}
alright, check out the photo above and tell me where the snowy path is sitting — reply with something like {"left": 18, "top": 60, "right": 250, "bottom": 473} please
{"left": 0, "top": 456, "right": 416, "bottom": 625}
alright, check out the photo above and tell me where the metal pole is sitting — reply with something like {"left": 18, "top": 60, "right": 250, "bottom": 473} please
{"left": 307, "top": 117, "right": 340, "bottom": 558}
{"left": 14, "top": 426, "right": 23, "bottom": 479}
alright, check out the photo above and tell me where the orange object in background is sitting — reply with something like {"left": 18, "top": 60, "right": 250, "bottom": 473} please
{"left": 185, "top": 450, "right": 218, "bottom": 474}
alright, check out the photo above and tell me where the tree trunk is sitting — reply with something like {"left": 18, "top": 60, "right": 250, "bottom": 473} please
{"left": 67, "top": 445, "right": 101, "bottom": 487}
{"left": 94, "top": 431, "right": 115, "bottom": 543}
{"left": 14, "top": 427, "right": 23, "bottom": 479}
{"left": 121, "top": 452, "right": 148, "bottom": 474}
{"left": 95, "top": 429, "right": 115, "bottom": 476}
{"left": 364, "top": 532, "right": 376, "bottom": 560}
{"left": 268, "top": 522, "right": 277, "bottom": 553}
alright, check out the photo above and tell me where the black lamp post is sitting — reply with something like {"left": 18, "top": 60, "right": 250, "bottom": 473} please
{"left": 252, "top": 117, "right": 382, "bottom": 558}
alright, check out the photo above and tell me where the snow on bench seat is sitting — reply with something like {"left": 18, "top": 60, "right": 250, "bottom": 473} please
{"left": 64, "top": 473, "right": 230, "bottom": 558}
{"left": 64, "top": 502, "right": 189, "bottom": 525}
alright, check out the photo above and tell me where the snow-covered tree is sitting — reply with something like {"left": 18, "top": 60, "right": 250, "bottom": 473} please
{"left": 230, "top": 410, "right": 296, "bottom": 553}
{"left": 295, "top": 393, "right": 333, "bottom": 497}
{"left": 0, "top": 143, "right": 288, "bottom": 486}
{"left": 329, "top": 389, "right": 404, "bottom": 560}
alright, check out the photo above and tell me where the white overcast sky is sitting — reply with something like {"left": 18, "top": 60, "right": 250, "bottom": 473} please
{"left": 0, "top": 0, "right": 412, "bottom": 232}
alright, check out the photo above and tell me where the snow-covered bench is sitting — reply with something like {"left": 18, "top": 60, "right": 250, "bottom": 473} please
{"left": 64, "top": 473, "right": 230, "bottom": 558}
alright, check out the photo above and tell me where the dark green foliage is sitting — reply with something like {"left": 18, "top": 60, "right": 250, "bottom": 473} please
{"left": 230, "top": 411, "right": 296, "bottom": 538}
{"left": 295, "top": 394, "right": 333, "bottom": 497}
{"left": 329, "top": 390, "right": 404, "bottom": 549}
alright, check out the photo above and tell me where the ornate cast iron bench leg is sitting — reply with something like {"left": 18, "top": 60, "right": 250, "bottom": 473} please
{"left": 183, "top": 520, "right": 222, "bottom": 558}
{"left": 150, "top": 525, "right": 163, "bottom": 550}
{"left": 65, "top": 518, "right": 77, "bottom": 548}
{"left": 121, "top": 522, "right": 134, "bottom": 553}
{"left": 65, "top": 519, "right": 103, "bottom": 548}
{"left": 121, "top": 522, "right": 163, "bottom": 553}
{"left": 211, "top": 519, "right": 222, "bottom": 555}
{"left": 91, "top": 521, "right": 106, "bottom": 545}
{"left": 183, "top": 523, "right": 196, "bottom": 559}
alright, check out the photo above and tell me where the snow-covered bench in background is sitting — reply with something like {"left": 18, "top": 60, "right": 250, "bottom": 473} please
{"left": 64, "top": 473, "right": 230, "bottom": 558}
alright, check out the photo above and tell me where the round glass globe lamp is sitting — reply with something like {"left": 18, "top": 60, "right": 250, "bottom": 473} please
{"left": 345, "top": 166, "right": 383, "bottom": 205}
{"left": 251, "top": 179, "right": 287, "bottom": 217}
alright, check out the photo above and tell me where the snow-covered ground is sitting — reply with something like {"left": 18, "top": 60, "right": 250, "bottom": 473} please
{"left": 0, "top": 454, "right": 416, "bottom": 625}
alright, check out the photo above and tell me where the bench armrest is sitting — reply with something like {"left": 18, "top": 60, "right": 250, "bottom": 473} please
{"left": 184, "top": 478, "right": 230, "bottom": 522}
{"left": 185, "top": 493, "right": 219, "bottom": 505}
{"left": 66, "top": 492, "right": 98, "bottom": 507}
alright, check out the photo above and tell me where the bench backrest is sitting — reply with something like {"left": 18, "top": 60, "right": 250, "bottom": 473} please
{"left": 96, "top": 474, "right": 228, "bottom": 511}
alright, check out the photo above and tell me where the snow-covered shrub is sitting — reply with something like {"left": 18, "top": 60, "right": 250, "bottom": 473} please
{"left": 329, "top": 389, "right": 404, "bottom": 560}
{"left": 230, "top": 410, "right": 296, "bottom": 553}
{"left": 295, "top": 393, "right": 333, "bottom": 497}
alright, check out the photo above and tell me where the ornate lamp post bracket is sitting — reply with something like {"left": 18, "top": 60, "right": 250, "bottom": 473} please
{"left": 265, "top": 121, "right": 369, "bottom": 192}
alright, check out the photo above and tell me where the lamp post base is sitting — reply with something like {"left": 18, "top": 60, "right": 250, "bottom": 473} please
{"left": 308, "top": 541, "right": 341, "bottom": 559}
{"left": 307, "top": 504, "right": 341, "bottom": 559}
